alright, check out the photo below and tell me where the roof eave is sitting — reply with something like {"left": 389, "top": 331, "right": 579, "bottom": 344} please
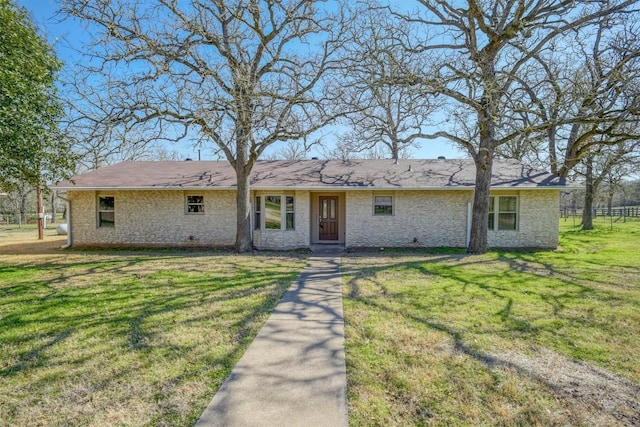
{"left": 54, "top": 184, "right": 576, "bottom": 191}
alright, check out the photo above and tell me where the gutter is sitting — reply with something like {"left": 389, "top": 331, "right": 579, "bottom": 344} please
{"left": 52, "top": 184, "right": 582, "bottom": 192}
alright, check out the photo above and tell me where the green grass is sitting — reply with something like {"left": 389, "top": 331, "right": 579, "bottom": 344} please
{"left": 342, "top": 219, "right": 640, "bottom": 426}
{"left": 0, "top": 246, "right": 307, "bottom": 426}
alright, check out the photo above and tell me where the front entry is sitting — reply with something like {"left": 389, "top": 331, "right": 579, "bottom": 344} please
{"left": 319, "top": 196, "right": 339, "bottom": 241}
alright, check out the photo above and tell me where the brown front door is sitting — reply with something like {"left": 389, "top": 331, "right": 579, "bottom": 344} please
{"left": 319, "top": 196, "right": 339, "bottom": 240}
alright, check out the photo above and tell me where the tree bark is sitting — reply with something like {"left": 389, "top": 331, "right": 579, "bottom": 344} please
{"left": 18, "top": 189, "right": 28, "bottom": 227}
{"left": 468, "top": 50, "right": 498, "bottom": 254}
{"left": 390, "top": 141, "right": 399, "bottom": 161}
{"left": 51, "top": 191, "right": 57, "bottom": 223}
{"left": 582, "top": 156, "right": 595, "bottom": 230}
{"left": 468, "top": 145, "right": 494, "bottom": 254}
{"left": 234, "top": 168, "right": 252, "bottom": 252}
{"left": 37, "top": 182, "right": 43, "bottom": 240}
{"left": 468, "top": 95, "right": 496, "bottom": 253}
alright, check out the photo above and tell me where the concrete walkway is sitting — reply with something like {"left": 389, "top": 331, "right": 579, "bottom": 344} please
{"left": 195, "top": 255, "right": 348, "bottom": 427}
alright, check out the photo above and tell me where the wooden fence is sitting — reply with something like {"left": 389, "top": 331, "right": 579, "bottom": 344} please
{"left": 561, "top": 207, "right": 640, "bottom": 218}
{"left": 593, "top": 207, "right": 640, "bottom": 218}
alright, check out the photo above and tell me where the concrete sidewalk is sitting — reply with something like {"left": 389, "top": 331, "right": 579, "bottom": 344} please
{"left": 195, "top": 255, "right": 348, "bottom": 427}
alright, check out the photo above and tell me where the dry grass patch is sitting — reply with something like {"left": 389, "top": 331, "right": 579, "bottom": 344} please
{"left": 0, "top": 228, "right": 307, "bottom": 426}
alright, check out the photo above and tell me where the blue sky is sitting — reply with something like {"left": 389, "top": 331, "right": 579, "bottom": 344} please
{"left": 17, "top": 0, "right": 467, "bottom": 161}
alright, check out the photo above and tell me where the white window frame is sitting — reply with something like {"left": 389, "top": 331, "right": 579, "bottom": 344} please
{"left": 489, "top": 195, "right": 518, "bottom": 231}
{"left": 286, "top": 195, "right": 295, "bottom": 230}
{"left": 257, "top": 194, "right": 295, "bottom": 231}
{"left": 254, "top": 196, "right": 261, "bottom": 230}
{"left": 373, "top": 195, "right": 394, "bottom": 216}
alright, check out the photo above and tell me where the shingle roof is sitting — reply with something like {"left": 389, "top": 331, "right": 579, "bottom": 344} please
{"left": 53, "top": 159, "right": 572, "bottom": 191}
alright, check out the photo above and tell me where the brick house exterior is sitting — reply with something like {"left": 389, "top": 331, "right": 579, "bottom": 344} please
{"left": 54, "top": 159, "right": 572, "bottom": 250}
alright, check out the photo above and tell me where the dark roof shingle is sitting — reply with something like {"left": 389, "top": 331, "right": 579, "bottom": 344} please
{"left": 54, "top": 159, "right": 572, "bottom": 190}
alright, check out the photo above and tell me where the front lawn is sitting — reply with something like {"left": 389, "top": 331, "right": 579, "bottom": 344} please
{"left": 342, "top": 219, "right": 640, "bottom": 426}
{"left": 0, "top": 232, "right": 306, "bottom": 426}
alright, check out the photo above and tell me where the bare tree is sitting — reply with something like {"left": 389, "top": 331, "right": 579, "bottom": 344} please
{"left": 60, "top": 0, "right": 345, "bottom": 252}
{"left": 521, "top": 16, "right": 640, "bottom": 177}
{"left": 602, "top": 149, "right": 640, "bottom": 216}
{"left": 320, "top": 136, "right": 398, "bottom": 160}
{"left": 335, "top": 4, "right": 439, "bottom": 160}
{"left": 577, "top": 139, "right": 640, "bottom": 229}
{"left": 4, "top": 181, "right": 34, "bottom": 226}
{"left": 501, "top": 14, "right": 640, "bottom": 229}
{"left": 263, "top": 139, "right": 318, "bottom": 160}
{"left": 388, "top": 0, "right": 638, "bottom": 253}
{"left": 62, "top": 68, "right": 194, "bottom": 170}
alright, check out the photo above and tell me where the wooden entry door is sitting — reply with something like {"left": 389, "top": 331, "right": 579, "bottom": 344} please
{"left": 319, "top": 196, "right": 339, "bottom": 240}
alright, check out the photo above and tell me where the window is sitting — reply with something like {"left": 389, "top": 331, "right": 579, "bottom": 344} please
{"left": 374, "top": 195, "right": 393, "bottom": 215}
{"left": 257, "top": 195, "right": 295, "bottom": 230}
{"left": 498, "top": 196, "right": 517, "bottom": 230}
{"left": 186, "top": 195, "right": 204, "bottom": 214}
{"left": 488, "top": 196, "right": 495, "bottom": 230}
{"left": 255, "top": 196, "right": 261, "bottom": 229}
{"left": 264, "top": 195, "right": 281, "bottom": 229}
{"left": 286, "top": 196, "right": 295, "bottom": 230}
{"left": 98, "top": 196, "right": 115, "bottom": 228}
{"left": 488, "top": 196, "right": 517, "bottom": 230}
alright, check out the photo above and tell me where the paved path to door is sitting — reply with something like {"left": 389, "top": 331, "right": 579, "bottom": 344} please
{"left": 195, "top": 255, "right": 348, "bottom": 427}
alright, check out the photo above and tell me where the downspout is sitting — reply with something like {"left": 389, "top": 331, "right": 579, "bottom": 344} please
{"left": 249, "top": 193, "right": 254, "bottom": 249}
{"left": 57, "top": 194, "right": 72, "bottom": 248}
{"left": 466, "top": 200, "right": 472, "bottom": 249}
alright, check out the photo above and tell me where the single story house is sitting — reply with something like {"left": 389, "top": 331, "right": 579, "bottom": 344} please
{"left": 53, "top": 158, "right": 574, "bottom": 250}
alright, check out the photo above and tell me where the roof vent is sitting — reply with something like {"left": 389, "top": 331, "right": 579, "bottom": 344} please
{"left": 185, "top": 158, "right": 193, "bottom": 161}
{"left": 437, "top": 156, "right": 446, "bottom": 160}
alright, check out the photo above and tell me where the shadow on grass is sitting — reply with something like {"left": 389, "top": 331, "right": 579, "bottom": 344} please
{"left": 341, "top": 249, "right": 639, "bottom": 378}
{"left": 0, "top": 250, "right": 305, "bottom": 424}
{"left": 342, "top": 249, "right": 640, "bottom": 424}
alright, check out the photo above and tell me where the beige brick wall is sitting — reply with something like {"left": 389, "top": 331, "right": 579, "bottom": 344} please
{"left": 345, "top": 189, "right": 560, "bottom": 249}
{"left": 67, "top": 188, "right": 560, "bottom": 249}
{"left": 68, "top": 190, "right": 236, "bottom": 247}
{"left": 488, "top": 190, "right": 559, "bottom": 249}
{"left": 345, "top": 190, "right": 471, "bottom": 248}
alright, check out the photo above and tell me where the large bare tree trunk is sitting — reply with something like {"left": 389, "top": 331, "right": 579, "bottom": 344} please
{"left": 469, "top": 155, "right": 493, "bottom": 253}
{"left": 235, "top": 168, "right": 252, "bottom": 253}
{"left": 582, "top": 156, "right": 595, "bottom": 230}
{"left": 37, "top": 182, "right": 43, "bottom": 240}
{"left": 468, "top": 52, "right": 498, "bottom": 254}
{"left": 50, "top": 191, "right": 57, "bottom": 223}
{"left": 468, "top": 139, "right": 495, "bottom": 253}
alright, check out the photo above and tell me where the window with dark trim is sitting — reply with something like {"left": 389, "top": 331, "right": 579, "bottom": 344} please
{"left": 373, "top": 195, "right": 393, "bottom": 215}
{"left": 98, "top": 196, "right": 115, "bottom": 228}
{"left": 186, "top": 195, "right": 204, "bottom": 214}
